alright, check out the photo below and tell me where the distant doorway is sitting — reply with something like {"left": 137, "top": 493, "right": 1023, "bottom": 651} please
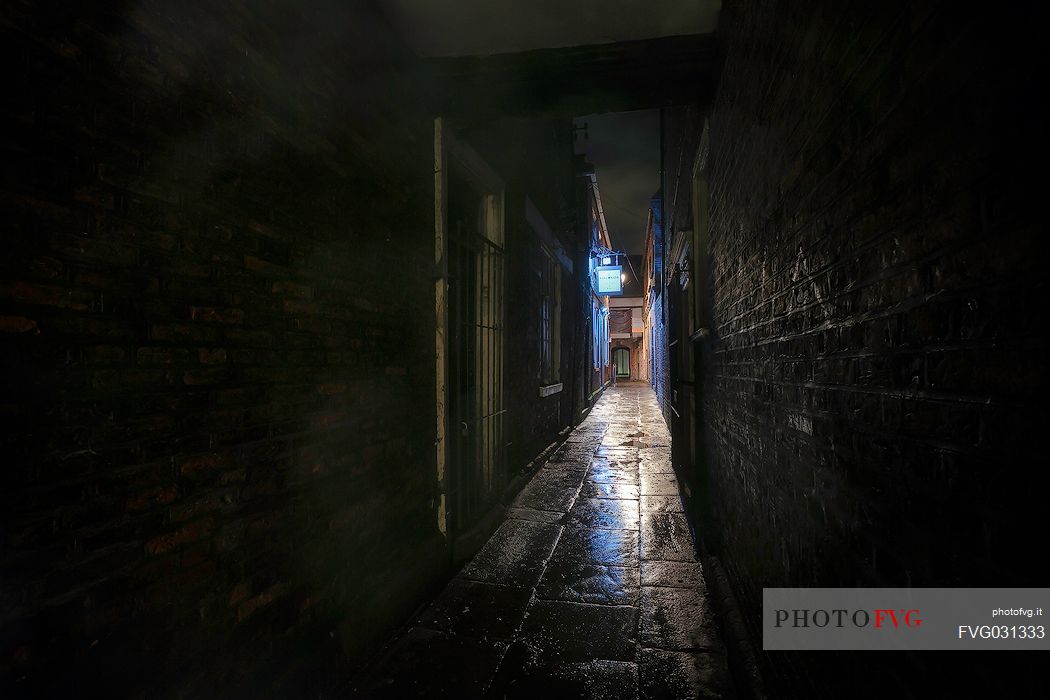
{"left": 614, "top": 347, "right": 631, "bottom": 379}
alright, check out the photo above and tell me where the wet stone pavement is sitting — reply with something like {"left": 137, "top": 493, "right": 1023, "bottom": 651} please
{"left": 354, "top": 384, "right": 734, "bottom": 699}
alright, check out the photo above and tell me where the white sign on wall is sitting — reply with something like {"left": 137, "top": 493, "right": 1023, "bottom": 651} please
{"left": 595, "top": 265, "right": 622, "bottom": 295}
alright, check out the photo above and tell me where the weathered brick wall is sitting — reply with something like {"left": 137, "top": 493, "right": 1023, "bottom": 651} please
{"left": 466, "top": 119, "right": 578, "bottom": 470}
{"left": 1, "top": 2, "right": 444, "bottom": 696}
{"left": 503, "top": 216, "right": 569, "bottom": 470}
{"left": 646, "top": 197, "right": 672, "bottom": 414}
{"left": 704, "top": 0, "right": 1047, "bottom": 695}
{"left": 649, "top": 291, "right": 670, "bottom": 410}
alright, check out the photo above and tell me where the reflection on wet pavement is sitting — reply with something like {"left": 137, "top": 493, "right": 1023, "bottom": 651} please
{"left": 553, "top": 526, "right": 639, "bottom": 567}
{"left": 536, "top": 558, "right": 640, "bottom": 605}
{"left": 567, "top": 498, "right": 640, "bottom": 530}
{"left": 353, "top": 385, "right": 734, "bottom": 698}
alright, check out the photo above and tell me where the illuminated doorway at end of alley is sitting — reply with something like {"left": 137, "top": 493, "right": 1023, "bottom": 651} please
{"left": 614, "top": 347, "right": 631, "bottom": 379}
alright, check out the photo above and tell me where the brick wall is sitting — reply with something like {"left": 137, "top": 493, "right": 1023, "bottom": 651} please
{"left": 1, "top": 2, "right": 445, "bottom": 696}
{"left": 503, "top": 214, "right": 570, "bottom": 470}
{"left": 465, "top": 118, "right": 579, "bottom": 469}
{"left": 649, "top": 291, "right": 670, "bottom": 410}
{"left": 646, "top": 197, "right": 672, "bottom": 415}
{"left": 702, "top": 0, "right": 1047, "bottom": 696}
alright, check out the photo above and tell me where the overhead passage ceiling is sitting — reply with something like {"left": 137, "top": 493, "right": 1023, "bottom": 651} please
{"left": 377, "top": 0, "right": 721, "bottom": 57}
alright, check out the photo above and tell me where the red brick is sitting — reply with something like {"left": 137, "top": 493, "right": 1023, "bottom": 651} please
{"left": 28, "top": 257, "right": 63, "bottom": 280}
{"left": 126, "top": 484, "right": 178, "bottom": 511}
{"left": 85, "top": 345, "right": 125, "bottom": 363}
{"left": 179, "top": 453, "right": 229, "bottom": 475}
{"left": 282, "top": 299, "right": 318, "bottom": 315}
{"left": 144, "top": 517, "right": 213, "bottom": 556}
{"left": 73, "top": 185, "right": 115, "bottom": 209}
{"left": 170, "top": 494, "right": 223, "bottom": 522}
{"left": 198, "top": 348, "right": 228, "bottom": 364}
{"left": 189, "top": 306, "right": 244, "bottom": 324}
{"left": 150, "top": 323, "right": 219, "bottom": 343}
{"left": 271, "top": 281, "right": 311, "bottom": 299}
{"left": 228, "top": 583, "right": 250, "bottom": 607}
{"left": 92, "top": 369, "right": 168, "bottom": 390}
{"left": 182, "top": 368, "right": 229, "bottom": 385}
{"left": 136, "top": 347, "right": 187, "bottom": 365}
{"left": 236, "top": 582, "right": 288, "bottom": 622}
{"left": 0, "top": 315, "right": 39, "bottom": 334}
{"left": 244, "top": 256, "right": 285, "bottom": 274}
{"left": 224, "top": 329, "right": 273, "bottom": 347}
{"left": 0, "top": 281, "right": 90, "bottom": 310}
{"left": 247, "top": 220, "right": 274, "bottom": 237}
{"left": 174, "top": 260, "right": 212, "bottom": 278}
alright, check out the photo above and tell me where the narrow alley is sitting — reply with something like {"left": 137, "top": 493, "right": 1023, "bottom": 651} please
{"left": 357, "top": 384, "right": 730, "bottom": 698}
{"left": 1, "top": 1, "right": 1046, "bottom": 699}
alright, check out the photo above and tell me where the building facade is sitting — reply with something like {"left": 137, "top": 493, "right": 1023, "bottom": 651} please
{"left": 576, "top": 161, "right": 614, "bottom": 408}
{"left": 609, "top": 254, "right": 645, "bottom": 381}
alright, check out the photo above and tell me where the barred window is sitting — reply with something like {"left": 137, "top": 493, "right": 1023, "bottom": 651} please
{"left": 540, "top": 248, "right": 561, "bottom": 383}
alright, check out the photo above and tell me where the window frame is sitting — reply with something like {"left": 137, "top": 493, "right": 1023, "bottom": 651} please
{"left": 539, "top": 246, "right": 561, "bottom": 384}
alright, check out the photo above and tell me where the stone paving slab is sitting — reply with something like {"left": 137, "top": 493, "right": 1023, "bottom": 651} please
{"left": 567, "top": 497, "right": 640, "bottom": 530}
{"left": 506, "top": 507, "right": 564, "bottom": 524}
{"left": 639, "top": 457, "right": 676, "bottom": 474}
{"left": 493, "top": 652, "right": 639, "bottom": 699}
{"left": 519, "top": 599, "right": 639, "bottom": 660}
{"left": 459, "top": 519, "right": 561, "bottom": 586}
{"left": 639, "top": 495, "right": 685, "bottom": 513}
{"left": 640, "top": 473, "right": 681, "bottom": 496}
{"left": 358, "top": 627, "right": 508, "bottom": 698}
{"left": 641, "top": 560, "right": 707, "bottom": 589}
{"left": 596, "top": 446, "right": 641, "bottom": 458}
{"left": 639, "top": 649, "right": 733, "bottom": 700}
{"left": 353, "top": 385, "right": 732, "bottom": 699}
{"left": 587, "top": 461, "right": 639, "bottom": 485}
{"left": 513, "top": 469, "right": 586, "bottom": 511}
{"left": 536, "top": 558, "right": 640, "bottom": 605}
{"left": 551, "top": 525, "right": 640, "bottom": 567}
{"left": 562, "top": 433, "right": 605, "bottom": 444}
{"left": 641, "top": 512, "right": 695, "bottom": 562}
{"left": 581, "top": 480, "right": 641, "bottom": 500}
{"left": 414, "top": 579, "right": 533, "bottom": 640}
{"left": 541, "top": 459, "right": 591, "bottom": 472}
{"left": 550, "top": 442, "right": 601, "bottom": 462}
{"left": 639, "top": 586, "right": 724, "bottom": 652}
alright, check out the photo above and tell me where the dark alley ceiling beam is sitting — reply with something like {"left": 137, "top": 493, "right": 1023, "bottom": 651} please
{"left": 419, "top": 34, "right": 721, "bottom": 121}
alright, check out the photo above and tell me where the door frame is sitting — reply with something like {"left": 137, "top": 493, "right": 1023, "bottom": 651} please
{"left": 434, "top": 118, "right": 506, "bottom": 540}
{"left": 613, "top": 346, "right": 631, "bottom": 378}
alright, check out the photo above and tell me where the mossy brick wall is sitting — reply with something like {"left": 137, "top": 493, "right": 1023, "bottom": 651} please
{"left": 1, "top": 1, "right": 444, "bottom": 696}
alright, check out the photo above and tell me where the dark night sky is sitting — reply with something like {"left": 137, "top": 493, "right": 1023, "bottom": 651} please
{"left": 575, "top": 110, "right": 660, "bottom": 255}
